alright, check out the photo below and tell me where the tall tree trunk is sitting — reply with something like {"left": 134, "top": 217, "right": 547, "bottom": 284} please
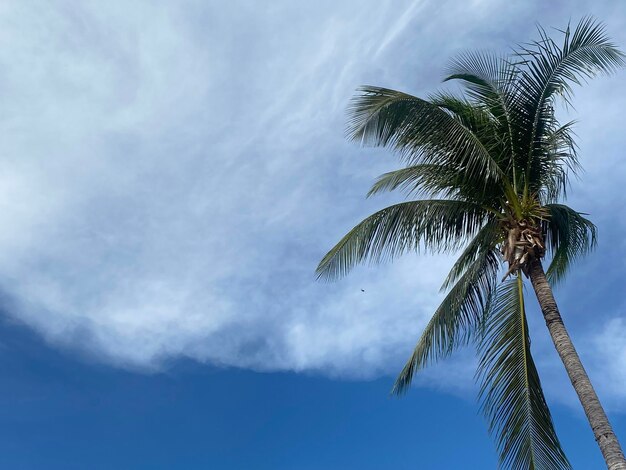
{"left": 528, "top": 260, "right": 626, "bottom": 470}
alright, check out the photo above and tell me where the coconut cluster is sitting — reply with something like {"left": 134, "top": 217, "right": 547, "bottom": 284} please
{"left": 500, "top": 219, "right": 546, "bottom": 279}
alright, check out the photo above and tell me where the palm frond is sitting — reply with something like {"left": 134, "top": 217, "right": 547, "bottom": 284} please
{"left": 440, "top": 219, "right": 501, "bottom": 291}
{"left": 518, "top": 17, "right": 624, "bottom": 107}
{"left": 428, "top": 92, "right": 508, "bottom": 166}
{"left": 392, "top": 249, "right": 500, "bottom": 394}
{"left": 427, "top": 91, "right": 521, "bottom": 210}
{"left": 316, "top": 200, "right": 489, "bottom": 280}
{"left": 444, "top": 52, "right": 518, "bottom": 169}
{"left": 444, "top": 51, "right": 518, "bottom": 109}
{"left": 515, "top": 17, "right": 624, "bottom": 193}
{"left": 367, "top": 163, "right": 504, "bottom": 207}
{"left": 347, "top": 86, "right": 506, "bottom": 183}
{"left": 476, "top": 276, "right": 570, "bottom": 470}
{"left": 542, "top": 204, "right": 597, "bottom": 284}
{"left": 537, "top": 120, "right": 580, "bottom": 203}
{"left": 367, "top": 164, "right": 461, "bottom": 199}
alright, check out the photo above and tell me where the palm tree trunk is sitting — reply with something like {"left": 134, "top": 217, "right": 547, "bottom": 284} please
{"left": 528, "top": 260, "right": 626, "bottom": 470}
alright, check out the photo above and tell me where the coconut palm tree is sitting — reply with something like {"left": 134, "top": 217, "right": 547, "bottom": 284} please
{"left": 316, "top": 18, "right": 625, "bottom": 470}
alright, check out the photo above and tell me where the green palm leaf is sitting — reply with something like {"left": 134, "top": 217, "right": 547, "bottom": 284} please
{"left": 428, "top": 92, "right": 513, "bottom": 176}
{"left": 518, "top": 17, "right": 624, "bottom": 108}
{"left": 392, "top": 248, "right": 500, "bottom": 394}
{"left": 367, "top": 164, "right": 463, "bottom": 199}
{"left": 440, "top": 219, "right": 500, "bottom": 291}
{"left": 316, "top": 200, "right": 489, "bottom": 281}
{"left": 542, "top": 204, "right": 597, "bottom": 284}
{"left": 366, "top": 163, "right": 504, "bottom": 207}
{"left": 476, "top": 276, "right": 570, "bottom": 470}
{"left": 443, "top": 52, "right": 519, "bottom": 170}
{"left": 537, "top": 120, "right": 579, "bottom": 204}
{"left": 347, "top": 86, "right": 506, "bottom": 183}
{"left": 515, "top": 17, "right": 624, "bottom": 194}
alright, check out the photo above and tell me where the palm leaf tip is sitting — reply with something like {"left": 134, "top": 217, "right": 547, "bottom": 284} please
{"left": 391, "top": 359, "right": 416, "bottom": 396}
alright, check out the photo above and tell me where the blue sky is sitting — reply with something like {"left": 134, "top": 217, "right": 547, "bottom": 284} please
{"left": 0, "top": 1, "right": 625, "bottom": 468}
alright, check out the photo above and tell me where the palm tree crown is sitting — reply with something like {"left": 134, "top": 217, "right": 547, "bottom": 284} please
{"left": 317, "top": 18, "right": 624, "bottom": 470}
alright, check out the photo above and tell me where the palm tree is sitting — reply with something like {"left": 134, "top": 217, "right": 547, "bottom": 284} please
{"left": 316, "top": 18, "right": 625, "bottom": 470}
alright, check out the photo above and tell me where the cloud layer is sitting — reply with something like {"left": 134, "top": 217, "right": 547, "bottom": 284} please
{"left": 0, "top": 1, "right": 625, "bottom": 407}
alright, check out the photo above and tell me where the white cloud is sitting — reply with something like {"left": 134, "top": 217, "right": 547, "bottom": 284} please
{"left": 586, "top": 317, "right": 626, "bottom": 410}
{"left": 0, "top": 0, "right": 625, "bottom": 410}
{"left": 0, "top": 0, "right": 457, "bottom": 373}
